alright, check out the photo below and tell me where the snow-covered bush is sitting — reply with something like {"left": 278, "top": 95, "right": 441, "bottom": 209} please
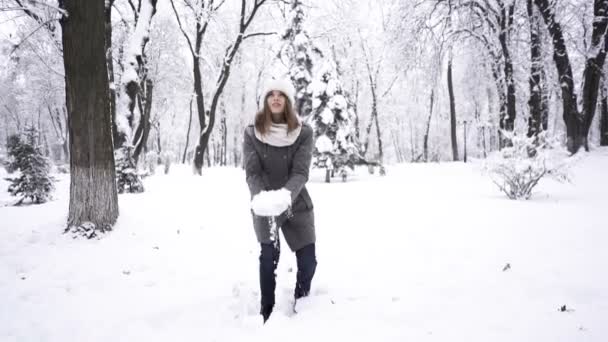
{"left": 483, "top": 132, "right": 573, "bottom": 200}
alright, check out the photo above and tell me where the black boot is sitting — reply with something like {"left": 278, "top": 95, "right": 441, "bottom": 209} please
{"left": 259, "top": 242, "right": 280, "bottom": 322}
{"left": 294, "top": 243, "right": 317, "bottom": 299}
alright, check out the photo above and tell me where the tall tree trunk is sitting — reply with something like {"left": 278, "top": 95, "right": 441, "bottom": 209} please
{"left": 498, "top": 2, "right": 516, "bottom": 147}
{"left": 363, "top": 68, "right": 378, "bottom": 157}
{"left": 62, "top": 106, "right": 69, "bottom": 161}
{"left": 133, "top": 79, "right": 153, "bottom": 162}
{"left": 233, "top": 126, "right": 239, "bottom": 167}
{"left": 353, "top": 79, "right": 360, "bottom": 140}
{"left": 448, "top": 56, "right": 459, "bottom": 161}
{"left": 363, "top": 112, "right": 375, "bottom": 155}
{"left": 601, "top": 83, "right": 608, "bottom": 146}
{"left": 154, "top": 121, "right": 161, "bottom": 155}
{"left": 60, "top": 0, "right": 119, "bottom": 231}
{"left": 191, "top": 50, "right": 206, "bottom": 171}
{"left": 487, "top": 60, "right": 507, "bottom": 149}
{"left": 527, "top": 0, "right": 544, "bottom": 138}
{"left": 221, "top": 116, "right": 227, "bottom": 166}
{"left": 182, "top": 96, "right": 193, "bottom": 164}
{"left": 105, "top": 0, "right": 120, "bottom": 148}
{"left": 374, "top": 103, "right": 383, "bottom": 163}
{"left": 423, "top": 89, "right": 434, "bottom": 162}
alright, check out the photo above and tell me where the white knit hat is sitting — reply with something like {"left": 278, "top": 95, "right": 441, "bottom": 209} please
{"left": 259, "top": 78, "right": 296, "bottom": 110}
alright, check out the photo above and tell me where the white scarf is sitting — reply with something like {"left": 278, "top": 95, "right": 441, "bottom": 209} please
{"left": 254, "top": 119, "right": 302, "bottom": 147}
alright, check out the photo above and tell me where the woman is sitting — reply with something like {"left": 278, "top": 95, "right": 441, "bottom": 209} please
{"left": 243, "top": 78, "right": 317, "bottom": 323}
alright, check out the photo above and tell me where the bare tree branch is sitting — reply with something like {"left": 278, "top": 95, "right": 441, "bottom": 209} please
{"left": 10, "top": 18, "right": 59, "bottom": 54}
{"left": 243, "top": 31, "right": 276, "bottom": 40}
{"left": 169, "top": 0, "right": 195, "bottom": 56}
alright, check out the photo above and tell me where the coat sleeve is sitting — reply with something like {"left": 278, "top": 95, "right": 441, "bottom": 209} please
{"left": 243, "top": 128, "right": 267, "bottom": 198}
{"left": 284, "top": 125, "right": 313, "bottom": 202}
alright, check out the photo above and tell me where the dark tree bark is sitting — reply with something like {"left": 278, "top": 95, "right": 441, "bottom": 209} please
{"left": 132, "top": 79, "right": 154, "bottom": 162}
{"left": 527, "top": 0, "right": 544, "bottom": 138}
{"left": 601, "top": 84, "right": 608, "bottom": 146}
{"left": 362, "top": 48, "right": 383, "bottom": 161}
{"left": 534, "top": 0, "right": 608, "bottom": 152}
{"left": 373, "top": 100, "right": 383, "bottom": 162}
{"left": 59, "top": 0, "right": 119, "bottom": 231}
{"left": 353, "top": 79, "right": 360, "bottom": 140}
{"left": 423, "top": 89, "right": 434, "bottom": 162}
{"left": 499, "top": 1, "right": 516, "bottom": 143}
{"left": 182, "top": 97, "right": 193, "bottom": 164}
{"left": 105, "top": 0, "right": 121, "bottom": 148}
{"left": 220, "top": 116, "right": 227, "bottom": 166}
{"left": 448, "top": 56, "right": 459, "bottom": 161}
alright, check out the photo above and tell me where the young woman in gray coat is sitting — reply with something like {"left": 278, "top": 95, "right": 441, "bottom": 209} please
{"left": 243, "top": 78, "right": 317, "bottom": 323}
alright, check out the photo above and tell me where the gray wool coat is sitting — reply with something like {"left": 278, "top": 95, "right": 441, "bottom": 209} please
{"left": 243, "top": 123, "right": 315, "bottom": 252}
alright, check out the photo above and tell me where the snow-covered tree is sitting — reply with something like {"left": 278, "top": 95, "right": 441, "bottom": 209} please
{"left": 112, "top": 0, "right": 158, "bottom": 193}
{"left": 5, "top": 127, "right": 55, "bottom": 205}
{"left": 59, "top": 0, "right": 119, "bottom": 234}
{"left": 278, "top": 0, "right": 321, "bottom": 118}
{"left": 310, "top": 60, "right": 364, "bottom": 182}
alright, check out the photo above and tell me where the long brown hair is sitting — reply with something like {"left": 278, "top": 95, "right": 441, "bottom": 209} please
{"left": 255, "top": 92, "right": 300, "bottom": 135}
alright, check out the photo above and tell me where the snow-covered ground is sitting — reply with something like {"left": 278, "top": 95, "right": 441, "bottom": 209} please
{"left": 1, "top": 149, "right": 607, "bottom": 342}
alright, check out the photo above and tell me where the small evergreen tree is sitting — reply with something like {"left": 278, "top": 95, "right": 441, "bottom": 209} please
{"left": 310, "top": 61, "right": 365, "bottom": 182}
{"left": 5, "top": 127, "right": 55, "bottom": 205}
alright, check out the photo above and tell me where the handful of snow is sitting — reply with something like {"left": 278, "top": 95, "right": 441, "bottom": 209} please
{"left": 251, "top": 188, "right": 292, "bottom": 216}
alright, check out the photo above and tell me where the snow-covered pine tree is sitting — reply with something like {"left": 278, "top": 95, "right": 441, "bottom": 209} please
{"left": 5, "top": 127, "right": 55, "bottom": 205}
{"left": 310, "top": 61, "right": 364, "bottom": 182}
{"left": 278, "top": 0, "right": 321, "bottom": 118}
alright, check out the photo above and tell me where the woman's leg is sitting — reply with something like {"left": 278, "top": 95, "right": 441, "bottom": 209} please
{"left": 294, "top": 243, "right": 317, "bottom": 299}
{"left": 259, "top": 240, "right": 280, "bottom": 321}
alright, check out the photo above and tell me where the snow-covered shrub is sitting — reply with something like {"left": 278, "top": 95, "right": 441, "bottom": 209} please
{"left": 5, "top": 128, "right": 55, "bottom": 205}
{"left": 483, "top": 132, "right": 573, "bottom": 200}
{"left": 115, "top": 145, "right": 144, "bottom": 193}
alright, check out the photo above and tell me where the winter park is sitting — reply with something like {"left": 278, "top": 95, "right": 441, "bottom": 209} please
{"left": 1, "top": 0, "right": 608, "bottom": 341}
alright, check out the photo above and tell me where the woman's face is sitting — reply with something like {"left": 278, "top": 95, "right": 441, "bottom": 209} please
{"left": 267, "top": 90, "right": 286, "bottom": 114}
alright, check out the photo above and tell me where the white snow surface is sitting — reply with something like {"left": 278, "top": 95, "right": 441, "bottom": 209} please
{"left": 1, "top": 149, "right": 608, "bottom": 341}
